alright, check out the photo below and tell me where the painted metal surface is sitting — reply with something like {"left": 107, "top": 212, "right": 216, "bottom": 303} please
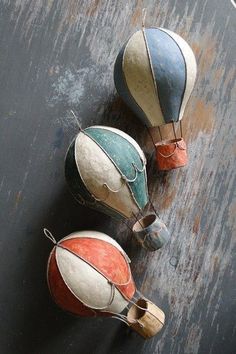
{"left": 0, "top": 0, "right": 235, "bottom": 353}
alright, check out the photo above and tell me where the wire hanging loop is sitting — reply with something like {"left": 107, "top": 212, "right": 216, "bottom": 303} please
{"left": 157, "top": 144, "right": 178, "bottom": 158}
{"left": 142, "top": 8, "right": 147, "bottom": 28}
{"left": 102, "top": 161, "right": 145, "bottom": 196}
{"left": 103, "top": 180, "right": 124, "bottom": 194}
{"left": 43, "top": 228, "right": 57, "bottom": 245}
{"left": 70, "top": 110, "right": 82, "bottom": 132}
{"left": 132, "top": 162, "right": 145, "bottom": 174}
{"left": 89, "top": 160, "right": 145, "bottom": 205}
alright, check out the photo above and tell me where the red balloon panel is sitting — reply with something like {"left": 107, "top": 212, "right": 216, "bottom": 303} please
{"left": 60, "top": 237, "right": 135, "bottom": 299}
{"left": 47, "top": 248, "right": 104, "bottom": 317}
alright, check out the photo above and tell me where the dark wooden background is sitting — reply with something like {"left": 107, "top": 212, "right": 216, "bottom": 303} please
{"left": 0, "top": 0, "right": 236, "bottom": 353}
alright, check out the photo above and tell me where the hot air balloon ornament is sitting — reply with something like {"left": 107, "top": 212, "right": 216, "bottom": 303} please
{"left": 65, "top": 111, "right": 170, "bottom": 252}
{"left": 45, "top": 229, "right": 165, "bottom": 339}
{"left": 114, "top": 9, "right": 197, "bottom": 171}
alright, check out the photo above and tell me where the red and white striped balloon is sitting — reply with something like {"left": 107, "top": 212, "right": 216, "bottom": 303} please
{"left": 46, "top": 230, "right": 135, "bottom": 317}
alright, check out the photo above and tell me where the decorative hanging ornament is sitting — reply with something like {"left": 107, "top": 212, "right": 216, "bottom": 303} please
{"left": 45, "top": 229, "right": 165, "bottom": 339}
{"left": 65, "top": 118, "right": 170, "bottom": 251}
{"left": 114, "top": 13, "right": 197, "bottom": 170}
{"left": 65, "top": 124, "right": 148, "bottom": 220}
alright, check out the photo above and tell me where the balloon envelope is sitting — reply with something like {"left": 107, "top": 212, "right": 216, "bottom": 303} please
{"left": 65, "top": 126, "right": 148, "bottom": 219}
{"left": 114, "top": 27, "right": 197, "bottom": 127}
{"left": 47, "top": 231, "right": 135, "bottom": 317}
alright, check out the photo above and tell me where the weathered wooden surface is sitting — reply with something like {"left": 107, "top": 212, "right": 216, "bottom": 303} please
{"left": 0, "top": 0, "right": 235, "bottom": 353}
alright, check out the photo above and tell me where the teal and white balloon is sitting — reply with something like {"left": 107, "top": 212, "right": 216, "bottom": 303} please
{"left": 65, "top": 126, "right": 148, "bottom": 219}
{"left": 114, "top": 27, "right": 197, "bottom": 127}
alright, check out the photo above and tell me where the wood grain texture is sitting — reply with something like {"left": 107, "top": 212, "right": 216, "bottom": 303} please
{"left": 0, "top": 0, "right": 235, "bottom": 353}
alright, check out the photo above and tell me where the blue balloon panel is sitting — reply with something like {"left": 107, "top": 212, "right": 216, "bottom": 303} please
{"left": 145, "top": 28, "right": 186, "bottom": 123}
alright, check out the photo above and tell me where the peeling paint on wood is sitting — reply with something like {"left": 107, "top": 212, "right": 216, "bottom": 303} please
{"left": 0, "top": 0, "right": 236, "bottom": 353}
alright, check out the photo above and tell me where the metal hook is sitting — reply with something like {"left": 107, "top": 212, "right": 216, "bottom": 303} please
{"left": 43, "top": 228, "right": 57, "bottom": 245}
{"left": 103, "top": 181, "right": 124, "bottom": 194}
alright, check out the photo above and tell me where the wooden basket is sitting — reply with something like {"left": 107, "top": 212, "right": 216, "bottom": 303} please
{"left": 127, "top": 298, "right": 165, "bottom": 339}
{"left": 132, "top": 214, "right": 170, "bottom": 251}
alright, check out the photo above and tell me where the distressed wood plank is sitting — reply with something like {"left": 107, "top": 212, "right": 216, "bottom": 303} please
{"left": 0, "top": 0, "right": 235, "bottom": 353}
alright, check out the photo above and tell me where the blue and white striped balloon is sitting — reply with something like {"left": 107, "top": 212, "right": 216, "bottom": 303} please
{"left": 114, "top": 27, "right": 197, "bottom": 127}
